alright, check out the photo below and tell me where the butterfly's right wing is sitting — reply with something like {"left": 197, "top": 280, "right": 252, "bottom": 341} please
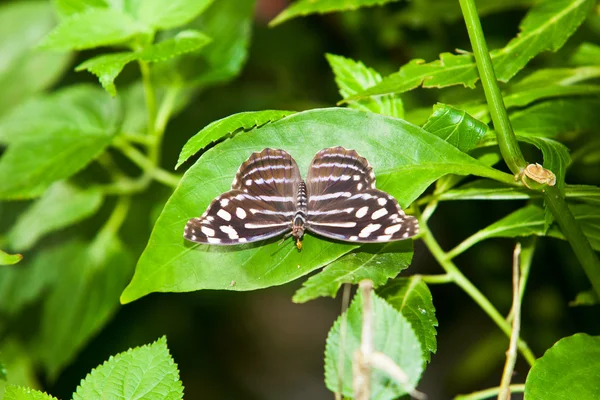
{"left": 305, "top": 147, "right": 419, "bottom": 243}
{"left": 184, "top": 149, "right": 302, "bottom": 245}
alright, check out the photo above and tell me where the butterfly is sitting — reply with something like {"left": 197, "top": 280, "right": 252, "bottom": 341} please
{"left": 184, "top": 147, "right": 419, "bottom": 249}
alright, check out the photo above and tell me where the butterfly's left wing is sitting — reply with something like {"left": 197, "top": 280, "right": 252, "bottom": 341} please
{"left": 305, "top": 147, "right": 419, "bottom": 243}
{"left": 184, "top": 148, "right": 302, "bottom": 245}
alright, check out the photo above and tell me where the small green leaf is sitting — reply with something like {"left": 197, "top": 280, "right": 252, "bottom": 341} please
{"left": 155, "top": 0, "right": 255, "bottom": 87}
{"left": 0, "top": 1, "right": 72, "bottom": 116}
{"left": 324, "top": 292, "right": 423, "bottom": 399}
{"left": 73, "top": 336, "right": 183, "bottom": 400}
{"left": 378, "top": 277, "right": 438, "bottom": 363}
{"left": 52, "top": 0, "right": 108, "bottom": 18}
{"left": 293, "top": 241, "right": 413, "bottom": 303}
{"left": 75, "top": 52, "right": 136, "bottom": 96}
{"left": 3, "top": 385, "right": 58, "bottom": 400}
{"left": 525, "top": 334, "right": 600, "bottom": 399}
{"left": 134, "top": 0, "right": 213, "bottom": 30}
{"left": 39, "top": 8, "right": 142, "bottom": 50}
{"left": 0, "top": 244, "right": 68, "bottom": 315}
{"left": 139, "top": 30, "right": 212, "bottom": 62}
{"left": 176, "top": 110, "right": 296, "bottom": 169}
{"left": 270, "top": 0, "right": 403, "bottom": 26}
{"left": 455, "top": 204, "right": 600, "bottom": 256}
{"left": 122, "top": 108, "right": 505, "bottom": 303}
{"left": 76, "top": 30, "right": 212, "bottom": 96}
{"left": 464, "top": 67, "right": 600, "bottom": 122}
{"left": 569, "top": 289, "right": 599, "bottom": 307}
{"left": 422, "top": 103, "right": 487, "bottom": 152}
{"left": 38, "top": 234, "right": 134, "bottom": 379}
{"left": 0, "top": 85, "right": 120, "bottom": 199}
{"left": 326, "top": 53, "right": 403, "bottom": 118}
{"left": 0, "top": 250, "right": 22, "bottom": 266}
{"left": 8, "top": 182, "right": 103, "bottom": 251}
{"left": 570, "top": 42, "right": 600, "bottom": 66}
{"left": 509, "top": 98, "right": 600, "bottom": 138}
{"left": 351, "top": 0, "right": 595, "bottom": 99}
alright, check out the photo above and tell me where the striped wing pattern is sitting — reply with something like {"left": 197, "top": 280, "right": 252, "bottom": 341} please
{"left": 305, "top": 147, "right": 419, "bottom": 242}
{"left": 184, "top": 149, "right": 301, "bottom": 244}
{"left": 184, "top": 146, "right": 419, "bottom": 246}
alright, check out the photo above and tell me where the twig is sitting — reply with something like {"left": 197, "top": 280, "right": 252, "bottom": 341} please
{"left": 353, "top": 280, "right": 373, "bottom": 400}
{"left": 336, "top": 283, "right": 352, "bottom": 400}
{"left": 498, "top": 244, "right": 522, "bottom": 400}
{"left": 454, "top": 384, "right": 525, "bottom": 400}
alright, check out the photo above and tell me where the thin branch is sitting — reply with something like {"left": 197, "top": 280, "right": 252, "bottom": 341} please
{"left": 498, "top": 243, "right": 522, "bottom": 400}
{"left": 353, "top": 280, "right": 373, "bottom": 400}
{"left": 336, "top": 283, "right": 352, "bottom": 400}
{"left": 454, "top": 384, "right": 525, "bottom": 400}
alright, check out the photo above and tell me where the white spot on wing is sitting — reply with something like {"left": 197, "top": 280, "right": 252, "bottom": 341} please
{"left": 377, "top": 235, "right": 392, "bottom": 241}
{"left": 220, "top": 198, "right": 230, "bottom": 207}
{"left": 371, "top": 208, "right": 388, "bottom": 220}
{"left": 377, "top": 198, "right": 387, "bottom": 206}
{"left": 236, "top": 207, "right": 247, "bottom": 219}
{"left": 358, "top": 223, "right": 381, "bottom": 238}
{"left": 355, "top": 206, "right": 369, "bottom": 218}
{"left": 217, "top": 209, "right": 231, "bottom": 221}
{"left": 201, "top": 226, "right": 215, "bottom": 237}
{"left": 349, "top": 236, "right": 359, "bottom": 241}
{"left": 220, "top": 225, "right": 239, "bottom": 239}
{"left": 245, "top": 179, "right": 252, "bottom": 186}
{"left": 357, "top": 183, "right": 363, "bottom": 190}
{"left": 207, "top": 237, "right": 221, "bottom": 244}
{"left": 384, "top": 224, "right": 402, "bottom": 235}
{"left": 310, "top": 221, "right": 357, "bottom": 228}
{"left": 353, "top": 175, "right": 360, "bottom": 181}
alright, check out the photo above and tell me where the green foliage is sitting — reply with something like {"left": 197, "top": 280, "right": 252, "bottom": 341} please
{"left": 0, "top": 0, "right": 599, "bottom": 397}
{"left": 270, "top": 0, "right": 403, "bottom": 26}
{"left": 8, "top": 182, "right": 103, "bottom": 251}
{"left": 324, "top": 292, "right": 423, "bottom": 399}
{"left": 0, "top": 85, "right": 119, "bottom": 199}
{"left": 177, "top": 110, "right": 296, "bottom": 169}
{"left": 73, "top": 337, "right": 183, "bottom": 400}
{"left": 293, "top": 241, "right": 413, "bottom": 303}
{"left": 3, "top": 386, "right": 57, "bottom": 400}
{"left": 326, "top": 53, "right": 404, "bottom": 118}
{"left": 0, "top": 1, "right": 71, "bottom": 116}
{"left": 350, "top": 0, "right": 595, "bottom": 99}
{"left": 122, "top": 108, "right": 507, "bottom": 303}
{"left": 378, "top": 277, "right": 438, "bottom": 363}
{"left": 0, "top": 251, "right": 21, "bottom": 266}
{"left": 524, "top": 334, "right": 600, "bottom": 399}
{"left": 422, "top": 103, "right": 487, "bottom": 152}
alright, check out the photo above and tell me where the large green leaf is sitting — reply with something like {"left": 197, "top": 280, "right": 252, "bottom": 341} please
{"left": 76, "top": 30, "right": 212, "bottom": 95}
{"left": 3, "top": 386, "right": 57, "bottom": 400}
{"left": 176, "top": 110, "right": 296, "bottom": 169}
{"left": 73, "top": 337, "right": 184, "bottom": 400}
{"left": 156, "top": 0, "right": 254, "bottom": 87}
{"left": 38, "top": 233, "right": 133, "bottom": 379}
{"left": 378, "top": 277, "right": 438, "bottom": 363}
{"left": 270, "top": 0, "right": 403, "bottom": 26}
{"left": 121, "top": 108, "right": 507, "bottom": 303}
{"left": 422, "top": 103, "right": 487, "bottom": 152}
{"left": 52, "top": 0, "right": 108, "bottom": 18}
{"left": 326, "top": 53, "right": 403, "bottom": 118}
{"left": 293, "top": 241, "right": 413, "bottom": 303}
{"left": 39, "top": 8, "right": 143, "bottom": 50}
{"left": 0, "top": 251, "right": 22, "bottom": 266}
{"left": 0, "top": 85, "right": 120, "bottom": 199}
{"left": 524, "top": 334, "right": 600, "bottom": 399}
{"left": 132, "top": 0, "right": 213, "bottom": 30}
{"left": 8, "top": 182, "right": 103, "bottom": 251}
{"left": 324, "top": 292, "right": 423, "bottom": 399}
{"left": 0, "top": 1, "right": 71, "bottom": 116}
{"left": 351, "top": 0, "right": 595, "bottom": 99}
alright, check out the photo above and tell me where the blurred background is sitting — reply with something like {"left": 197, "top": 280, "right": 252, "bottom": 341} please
{"left": 0, "top": 0, "right": 599, "bottom": 399}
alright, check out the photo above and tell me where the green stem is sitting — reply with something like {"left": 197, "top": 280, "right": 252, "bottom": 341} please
{"left": 102, "top": 196, "right": 131, "bottom": 235}
{"left": 454, "top": 384, "right": 525, "bottom": 400}
{"left": 139, "top": 60, "right": 157, "bottom": 138}
{"left": 417, "top": 274, "right": 454, "bottom": 284}
{"left": 418, "top": 216, "right": 536, "bottom": 366}
{"left": 544, "top": 186, "right": 600, "bottom": 298}
{"left": 459, "top": 0, "right": 526, "bottom": 175}
{"left": 113, "top": 138, "right": 181, "bottom": 188}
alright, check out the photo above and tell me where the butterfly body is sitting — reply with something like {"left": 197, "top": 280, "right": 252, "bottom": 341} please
{"left": 184, "top": 147, "right": 419, "bottom": 248}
